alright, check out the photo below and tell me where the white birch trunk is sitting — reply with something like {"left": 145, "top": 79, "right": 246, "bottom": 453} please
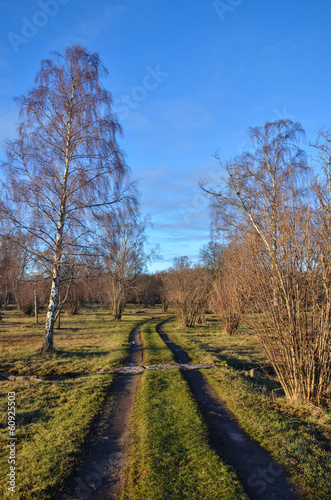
{"left": 42, "top": 270, "right": 60, "bottom": 350}
{"left": 41, "top": 85, "right": 73, "bottom": 350}
{"left": 34, "top": 286, "right": 38, "bottom": 324}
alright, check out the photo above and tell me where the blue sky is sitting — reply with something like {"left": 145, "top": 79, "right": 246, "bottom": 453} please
{"left": 1, "top": 0, "right": 331, "bottom": 271}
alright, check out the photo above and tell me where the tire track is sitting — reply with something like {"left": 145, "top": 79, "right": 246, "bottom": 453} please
{"left": 156, "top": 319, "right": 303, "bottom": 500}
{"left": 60, "top": 320, "right": 150, "bottom": 500}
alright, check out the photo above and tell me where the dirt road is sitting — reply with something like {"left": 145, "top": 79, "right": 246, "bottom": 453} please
{"left": 61, "top": 318, "right": 303, "bottom": 500}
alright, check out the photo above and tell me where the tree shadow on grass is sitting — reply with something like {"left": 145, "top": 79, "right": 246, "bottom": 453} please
{"left": 55, "top": 350, "right": 111, "bottom": 359}
{"left": 17, "top": 409, "right": 50, "bottom": 427}
{"left": 33, "top": 349, "right": 115, "bottom": 360}
{"left": 197, "top": 341, "right": 274, "bottom": 372}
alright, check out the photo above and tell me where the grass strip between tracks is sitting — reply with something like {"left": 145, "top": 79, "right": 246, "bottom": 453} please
{"left": 140, "top": 319, "right": 174, "bottom": 365}
{"left": 124, "top": 369, "right": 248, "bottom": 500}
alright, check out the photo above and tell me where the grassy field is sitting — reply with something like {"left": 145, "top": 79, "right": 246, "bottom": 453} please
{"left": 1, "top": 306, "right": 330, "bottom": 499}
{"left": 1, "top": 373, "right": 113, "bottom": 499}
{"left": 0, "top": 304, "right": 164, "bottom": 377}
{"left": 0, "top": 304, "right": 160, "bottom": 499}
{"left": 124, "top": 369, "right": 248, "bottom": 500}
{"left": 163, "top": 316, "right": 331, "bottom": 500}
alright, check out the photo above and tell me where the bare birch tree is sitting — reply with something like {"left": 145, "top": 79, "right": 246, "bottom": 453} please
{"left": 97, "top": 207, "right": 152, "bottom": 320}
{"left": 1, "top": 44, "right": 131, "bottom": 351}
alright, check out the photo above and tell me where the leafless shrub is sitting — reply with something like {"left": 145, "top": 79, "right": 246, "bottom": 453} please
{"left": 202, "top": 119, "right": 331, "bottom": 405}
{"left": 162, "top": 257, "right": 211, "bottom": 327}
{"left": 66, "top": 296, "right": 79, "bottom": 316}
{"left": 209, "top": 244, "right": 245, "bottom": 334}
{"left": 134, "top": 273, "right": 162, "bottom": 308}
